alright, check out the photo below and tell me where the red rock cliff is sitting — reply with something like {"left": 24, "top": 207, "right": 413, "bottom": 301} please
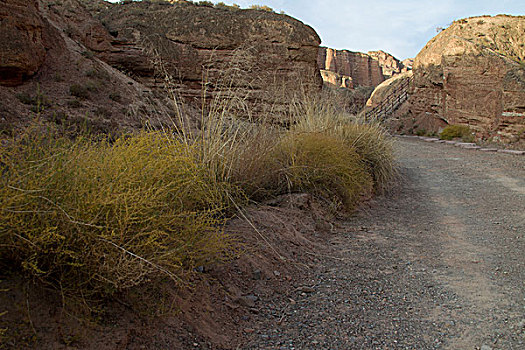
{"left": 318, "top": 47, "right": 384, "bottom": 88}
{"left": 85, "top": 0, "right": 322, "bottom": 120}
{"left": 0, "top": 0, "right": 47, "bottom": 86}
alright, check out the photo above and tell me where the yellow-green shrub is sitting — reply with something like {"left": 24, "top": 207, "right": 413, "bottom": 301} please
{"left": 273, "top": 132, "right": 373, "bottom": 211}
{"left": 440, "top": 124, "right": 474, "bottom": 142}
{"left": 0, "top": 129, "right": 232, "bottom": 302}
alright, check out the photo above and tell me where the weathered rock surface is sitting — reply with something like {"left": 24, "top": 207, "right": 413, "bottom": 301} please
{"left": 409, "top": 15, "right": 525, "bottom": 145}
{"left": 87, "top": 0, "right": 322, "bottom": 120}
{"left": 0, "top": 0, "right": 47, "bottom": 86}
{"left": 317, "top": 47, "right": 385, "bottom": 88}
{"left": 368, "top": 50, "right": 410, "bottom": 79}
{"left": 0, "top": 0, "right": 322, "bottom": 134}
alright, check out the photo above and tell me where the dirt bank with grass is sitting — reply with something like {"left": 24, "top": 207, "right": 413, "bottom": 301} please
{"left": 2, "top": 129, "right": 523, "bottom": 349}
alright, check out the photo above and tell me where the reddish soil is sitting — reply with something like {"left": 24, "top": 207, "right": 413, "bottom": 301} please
{"left": 0, "top": 194, "right": 337, "bottom": 349}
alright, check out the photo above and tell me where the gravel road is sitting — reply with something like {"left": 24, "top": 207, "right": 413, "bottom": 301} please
{"left": 242, "top": 138, "right": 525, "bottom": 350}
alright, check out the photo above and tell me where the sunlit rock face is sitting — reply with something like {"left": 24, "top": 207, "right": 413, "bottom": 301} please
{"left": 409, "top": 15, "right": 525, "bottom": 143}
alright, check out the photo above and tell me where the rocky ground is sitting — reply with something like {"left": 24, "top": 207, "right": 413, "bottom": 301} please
{"left": 242, "top": 137, "right": 525, "bottom": 350}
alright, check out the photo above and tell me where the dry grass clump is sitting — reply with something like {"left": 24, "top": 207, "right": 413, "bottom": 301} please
{"left": 273, "top": 132, "right": 373, "bottom": 211}
{"left": 288, "top": 93, "right": 397, "bottom": 194}
{"left": 0, "top": 127, "right": 232, "bottom": 304}
{"left": 337, "top": 123, "right": 397, "bottom": 193}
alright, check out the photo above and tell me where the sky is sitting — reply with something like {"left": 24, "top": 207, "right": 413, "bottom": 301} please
{"left": 107, "top": 0, "right": 524, "bottom": 60}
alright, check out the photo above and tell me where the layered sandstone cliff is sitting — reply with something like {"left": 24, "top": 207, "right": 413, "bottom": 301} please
{"left": 85, "top": 0, "right": 321, "bottom": 120}
{"left": 408, "top": 15, "right": 525, "bottom": 144}
{"left": 318, "top": 47, "right": 410, "bottom": 90}
{"left": 0, "top": 0, "right": 322, "bottom": 134}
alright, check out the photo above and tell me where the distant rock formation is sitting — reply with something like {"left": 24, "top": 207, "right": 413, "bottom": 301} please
{"left": 317, "top": 47, "right": 384, "bottom": 88}
{"left": 317, "top": 47, "right": 410, "bottom": 91}
{"left": 368, "top": 50, "right": 410, "bottom": 79}
{"left": 408, "top": 15, "right": 525, "bottom": 144}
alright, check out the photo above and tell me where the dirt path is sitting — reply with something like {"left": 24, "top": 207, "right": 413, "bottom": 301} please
{"left": 243, "top": 138, "right": 525, "bottom": 349}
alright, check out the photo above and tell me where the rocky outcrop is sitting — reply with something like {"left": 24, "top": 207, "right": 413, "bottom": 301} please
{"left": 409, "top": 15, "right": 525, "bottom": 144}
{"left": 84, "top": 0, "right": 322, "bottom": 120}
{"left": 317, "top": 47, "right": 384, "bottom": 88}
{"left": 0, "top": 0, "right": 47, "bottom": 86}
{"left": 368, "top": 50, "right": 411, "bottom": 79}
{"left": 0, "top": 0, "right": 322, "bottom": 135}
{"left": 401, "top": 58, "right": 414, "bottom": 71}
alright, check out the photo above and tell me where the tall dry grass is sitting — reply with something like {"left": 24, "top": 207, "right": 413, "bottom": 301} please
{"left": 288, "top": 91, "right": 397, "bottom": 194}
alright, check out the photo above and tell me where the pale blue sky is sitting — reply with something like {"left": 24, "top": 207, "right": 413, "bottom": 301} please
{"left": 107, "top": 0, "right": 524, "bottom": 60}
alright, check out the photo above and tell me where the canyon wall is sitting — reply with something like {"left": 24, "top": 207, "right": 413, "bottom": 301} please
{"left": 318, "top": 47, "right": 410, "bottom": 91}
{"left": 409, "top": 15, "right": 525, "bottom": 144}
{"left": 0, "top": 0, "right": 322, "bottom": 134}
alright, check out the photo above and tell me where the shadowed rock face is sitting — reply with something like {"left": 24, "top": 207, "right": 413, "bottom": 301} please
{"left": 0, "top": 0, "right": 47, "bottom": 86}
{"left": 83, "top": 0, "right": 322, "bottom": 120}
{"left": 0, "top": 0, "right": 323, "bottom": 133}
{"left": 409, "top": 15, "right": 525, "bottom": 144}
